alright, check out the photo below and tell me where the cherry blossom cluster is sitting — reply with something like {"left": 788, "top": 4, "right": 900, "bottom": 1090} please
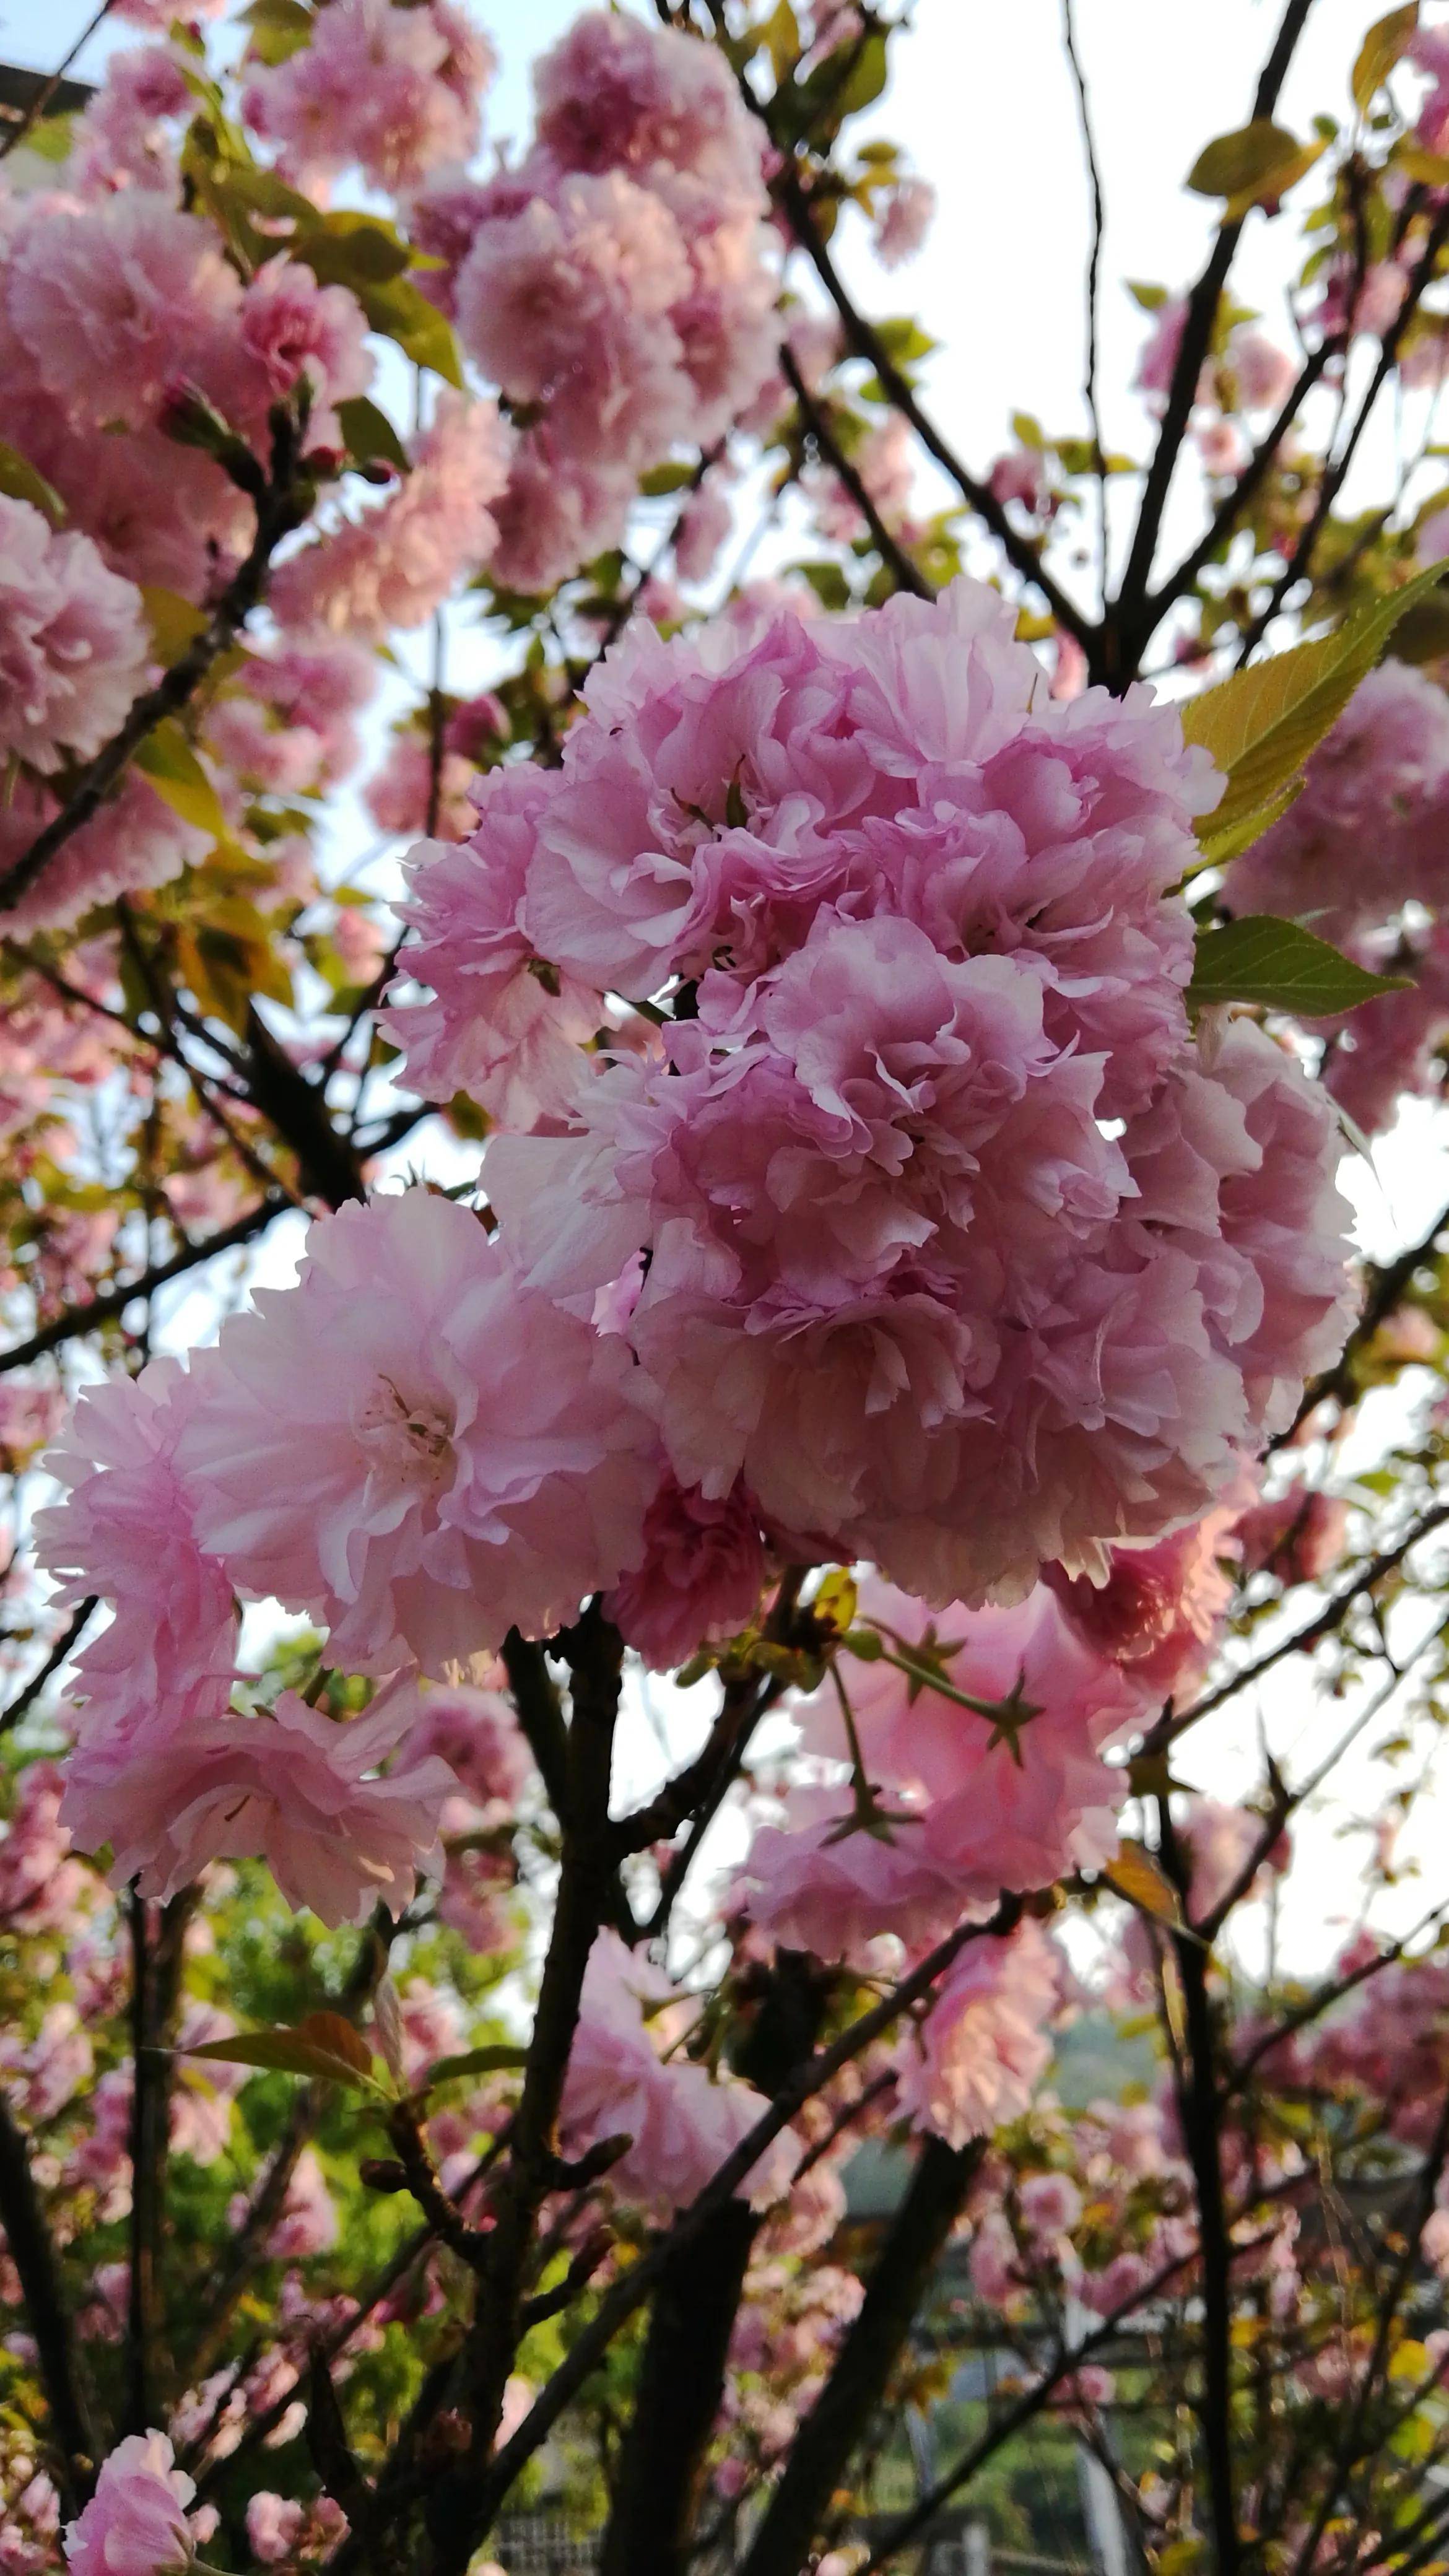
{"left": 399, "top": 577, "right": 1353, "bottom": 1606}
{"left": 411, "top": 9, "right": 778, "bottom": 590}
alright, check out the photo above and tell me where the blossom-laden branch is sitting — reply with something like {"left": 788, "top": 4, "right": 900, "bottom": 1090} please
{"left": 0, "top": 406, "right": 315, "bottom": 920}
{"left": 1110, "top": 0, "right": 1318, "bottom": 663}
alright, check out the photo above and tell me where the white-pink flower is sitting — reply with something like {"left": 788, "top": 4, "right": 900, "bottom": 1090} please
{"left": 63, "top": 1685, "right": 454, "bottom": 1926}
{"left": 560, "top": 1931, "right": 793, "bottom": 2217}
{"left": 173, "top": 1188, "right": 658, "bottom": 1673}
{"left": 895, "top": 1920, "right": 1060, "bottom": 2146}
{"left": 63, "top": 2430, "right": 196, "bottom": 2575}
{"left": 0, "top": 495, "right": 149, "bottom": 775}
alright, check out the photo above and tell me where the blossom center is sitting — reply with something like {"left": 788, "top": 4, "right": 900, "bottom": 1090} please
{"left": 355, "top": 1377, "right": 456, "bottom": 1492}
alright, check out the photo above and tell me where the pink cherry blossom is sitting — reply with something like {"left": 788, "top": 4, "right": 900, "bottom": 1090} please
{"left": 242, "top": 0, "right": 494, "bottom": 188}
{"left": 389, "top": 767, "right": 603, "bottom": 1132}
{"left": 173, "top": 1188, "right": 658, "bottom": 1674}
{"left": 814, "top": 1576, "right": 1142, "bottom": 1896}
{"left": 604, "top": 1469, "right": 767, "bottom": 1668}
{"left": 560, "top": 1931, "right": 791, "bottom": 2216}
{"left": 364, "top": 734, "right": 476, "bottom": 843}
{"left": 63, "top": 1684, "right": 454, "bottom": 1925}
{"left": 389, "top": 1677, "right": 532, "bottom": 1816}
{"left": 739, "top": 1790, "right": 966, "bottom": 1965}
{"left": 895, "top": 1919, "right": 1060, "bottom": 2146}
{"left": 0, "top": 771, "right": 207, "bottom": 938}
{"left": 873, "top": 176, "right": 936, "bottom": 268}
{"left": 35, "top": 1355, "right": 237, "bottom": 1752}
{"left": 69, "top": 43, "right": 192, "bottom": 195}
{"left": 62, "top": 2431, "right": 195, "bottom": 2575}
{"left": 4, "top": 196, "right": 242, "bottom": 436}
{"left": 1237, "top": 1482, "right": 1349, "bottom": 1586}
{"left": 0, "top": 495, "right": 149, "bottom": 775}
{"left": 532, "top": 11, "right": 764, "bottom": 199}
{"left": 270, "top": 393, "right": 508, "bottom": 638}
{"left": 462, "top": 577, "right": 1349, "bottom": 1600}
{"left": 1047, "top": 1492, "right": 1243, "bottom": 1701}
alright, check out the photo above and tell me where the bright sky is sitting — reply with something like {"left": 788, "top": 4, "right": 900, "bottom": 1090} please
{"left": 7, "top": 0, "right": 1449, "bottom": 1969}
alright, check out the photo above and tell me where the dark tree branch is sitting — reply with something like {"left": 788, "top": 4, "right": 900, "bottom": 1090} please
{"left": 598, "top": 2203, "right": 760, "bottom": 2576}
{"left": 780, "top": 341, "right": 933, "bottom": 600}
{"left": 738, "top": 2136, "right": 986, "bottom": 2576}
{"left": 0, "top": 2092, "right": 101, "bottom": 2514}
{"left": 1235, "top": 190, "right": 1449, "bottom": 662}
{"left": 0, "top": 1195, "right": 287, "bottom": 1375}
{"left": 1, "top": 1597, "right": 97, "bottom": 1734}
{"left": 777, "top": 159, "right": 1095, "bottom": 646}
{"left": 0, "top": 414, "right": 311, "bottom": 918}
{"left": 124, "top": 1887, "right": 197, "bottom": 2436}
{"left": 1157, "top": 1800, "right": 1240, "bottom": 2575}
{"left": 1139, "top": 1494, "right": 1449, "bottom": 1752}
{"left": 474, "top": 1896, "right": 1025, "bottom": 2534}
{"left": 1112, "top": 0, "right": 1319, "bottom": 660}
{"left": 427, "top": 1605, "right": 627, "bottom": 2574}
{"left": 0, "top": 15, "right": 105, "bottom": 162}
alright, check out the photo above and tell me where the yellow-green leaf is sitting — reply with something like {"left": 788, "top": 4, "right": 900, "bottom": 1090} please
{"left": 139, "top": 586, "right": 209, "bottom": 663}
{"left": 425, "top": 2043, "right": 529, "bottom": 2089}
{"left": 812, "top": 1569, "right": 858, "bottom": 1634}
{"left": 355, "top": 274, "right": 463, "bottom": 386}
{"left": 133, "top": 720, "right": 227, "bottom": 838}
{"left": 1352, "top": 3, "right": 1418, "bottom": 109}
{"left": 0, "top": 439, "right": 66, "bottom": 523}
{"left": 296, "top": 208, "right": 412, "bottom": 290}
{"left": 1188, "top": 915, "right": 1410, "bottom": 1016}
{"left": 335, "top": 395, "right": 411, "bottom": 476}
{"left": 181, "top": 2024, "right": 375, "bottom": 2087}
{"left": 1103, "top": 1843, "right": 1183, "bottom": 1926}
{"left": 1181, "top": 560, "right": 1449, "bottom": 853}
{"left": 1186, "top": 118, "right": 1311, "bottom": 204}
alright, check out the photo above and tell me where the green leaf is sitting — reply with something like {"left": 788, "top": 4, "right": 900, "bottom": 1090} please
{"left": 133, "top": 720, "right": 227, "bottom": 838}
{"left": 335, "top": 396, "right": 411, "bottom": 476}
{"left": 295, "top": 208, "right": 412, "bottom": 289}
{"left": 425, "top": 2043, "right": 529, "bottom": 2088}
{"left": 1193, "top": 778, "right": 1303, "bottom": 871}
{"left": 1352, "top": 4, "right": 1418, "bottom": 109}
{"left": 181, "top": 2024, "right": 376, "bottom": 2088}
{"left": 1186, "top": 118, "right": 1318, "bottom": 207}
{"left": 0, "top": 439, "right": 66, "bottom": 523}
{"left": 759, "top": 0, "right": 800, "bottom": 78}
{"left": 1181, "top": 560, "right": 1449, "bottom": 855}
{"left": 139, "top": 586, "right": 209, "bottom": 662}
{"left": 1011, "top": 411, "right": 1045, "bottom": 451}
{"left": 240, "top": 0, "right": 313, "bottom": 62}
{"left": 354, "top": 274, "right": 463, "bottom": 387}
{"left": 1188, "top": 915, "right": 1411, "bottom": 1016}
{"left": 1126, "top": 279, "right": 1169, "bottom": 312}
{"left": 638, "top": 461, "right": 695, "bottom": 496}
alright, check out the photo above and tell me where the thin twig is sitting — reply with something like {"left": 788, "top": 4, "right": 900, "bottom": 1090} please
{"left": 0, "top": 1195, "right": 287, "bottom": 1375}
{"left": 1060, "top": 0, "right": 1108, "bottom": 610}
{"left": 0, "top": 1598, "right": 98, "bottom": 1735}
{"left": 0, "top": 0, "right": 110, "bottom": 162}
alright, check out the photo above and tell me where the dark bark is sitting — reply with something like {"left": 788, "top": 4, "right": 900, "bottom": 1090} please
{"left": 598, "top": 2203, "right": 760, "bottom": 2576}
{"left": 0, "top": 2093, "right": 100, "bottom": 2513}
{"left": 736, "top": 2136, "right": 984, "bottom": 2576}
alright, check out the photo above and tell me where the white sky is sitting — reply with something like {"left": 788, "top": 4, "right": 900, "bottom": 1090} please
{"left": 7, "top": 0, "right": 1449, "bottom": 1969}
